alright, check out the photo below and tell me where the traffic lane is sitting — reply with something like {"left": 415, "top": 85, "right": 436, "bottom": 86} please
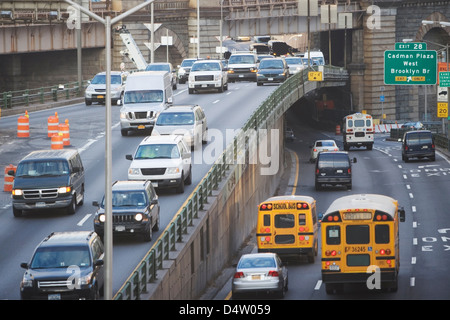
{"left": 397, "top": 152, "right": 450, "bottom": 299}
{"left": 0, "top": 83, "right": 280, "bottom": 299}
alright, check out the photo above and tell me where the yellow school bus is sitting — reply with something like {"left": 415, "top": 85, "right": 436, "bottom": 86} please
{"left": 257, "top": 195, "right": 318, "bottom": 262}
{"left": 320, "top": 194, "right": 405, "bottom": 294}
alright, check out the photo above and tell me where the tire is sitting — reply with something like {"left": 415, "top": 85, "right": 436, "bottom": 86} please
{"left": 142, "top": 222, "right": 153, "bottom": 242}
{"left": 121, "top": 129, "right": 128, "bottom": 137}
{"left": 185, "top": 166, "right": 192, "bottom": 185}
{"left": 66, "top": 195, "right": 76, "bottom": 215}
{"left": 176, "top": 174, "right": 185, "bottom": 193}
{"left": 153, "top": 211, "right": 160, "bottom": 232}
{"left": 13, "top": 207, "right": 23, "bottom": 218}
{"left": 188, "top": 88, "right": 194, "bottom": 94}
{"left": 85, "top": 99, "right": 92, "bottom": 106}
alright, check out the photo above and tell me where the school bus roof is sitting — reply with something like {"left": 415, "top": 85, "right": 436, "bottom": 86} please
{"left": 263, "top": 195, "right": 315, "bottom": 205}
{"left": 324, "top": 194, "right": 398, "bottom": 217}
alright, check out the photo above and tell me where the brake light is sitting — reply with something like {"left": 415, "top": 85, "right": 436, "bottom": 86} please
{"left": 325, "top": 250, "right": 337, "bottom": 256}
{"left": 348, "top": 168, "right": 351, "bottom": 174}
{"left": 313, "top": 148, "right": 318, "bottom": 152}
{"left": 234, "top": 272, "right": 244, "bottom": 278}
{"left": 297, "top": 202, "right": 309, "bottom": 210}
{"left": 268, "top": 270, "right": 279, "bottom": 277}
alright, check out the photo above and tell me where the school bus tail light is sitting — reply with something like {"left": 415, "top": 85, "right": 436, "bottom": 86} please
{"left": 297, "top": 202, "right": 309, "bottom": 210}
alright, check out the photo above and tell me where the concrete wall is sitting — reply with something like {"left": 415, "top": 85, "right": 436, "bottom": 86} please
{"left": 145, "top": 112, "right": 285, "bottom": 300}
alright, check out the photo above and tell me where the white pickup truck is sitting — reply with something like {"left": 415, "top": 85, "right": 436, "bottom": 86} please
{"left": 188, "top": 60, "right": 228, "bottom": 94}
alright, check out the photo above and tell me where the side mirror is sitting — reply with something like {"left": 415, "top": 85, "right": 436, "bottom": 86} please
{"left": 352, "top": 157, "right": 357, "bottom": 163}
{"left": 20, "top": 262, "right": 29, "bottom": 269}
{"left": 125, "top": 154, "right": 133, "bottom": 160}
{"left": 92, "top": 201, "right": 99, "bottom": 207}
{"left": 94, "top": 259, "right": 104, "bottom": 267}
{"left": 318, "top": 213, "right": 323, "bottom": 222}
{"left": 7, "top": 170, "right": 15, "bottom": 176}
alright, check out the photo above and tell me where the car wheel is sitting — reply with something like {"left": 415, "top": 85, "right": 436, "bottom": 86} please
{"left": 121, "top": 129, "right": 128, "bottom": 136}
{"left": 188, "top": 88, "right": 194, "bottom": 94}
{"left": 66, "top": 195, "right": 76, "bottom": 215}
{"left": 85, "top": 99, "right": 92, "bottom": 106}
{"left": 142, "top": 222, "right": 153, "bottom": 242}
{"left": 13, "top": 207, "right": 23, "bottom": 218}
{"left": 153, "top": 210, "right": 160, "bottom": 232}
{"left": 185, "top": 166, "right": 192, "bottom": 185}
{"left": 176, "top": 174, "right": 185, "bottom": 193}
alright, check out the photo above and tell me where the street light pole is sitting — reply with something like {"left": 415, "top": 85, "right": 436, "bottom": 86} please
{"left": 63, "top": 0, "right": 155, "bottom": 300}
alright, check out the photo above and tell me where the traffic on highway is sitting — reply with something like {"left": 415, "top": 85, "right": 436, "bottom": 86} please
{"left": 1, "top": 37, "right": 450, "bottom": 304}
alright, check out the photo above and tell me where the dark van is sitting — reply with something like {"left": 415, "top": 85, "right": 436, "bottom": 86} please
{"left": 402, "top": 130, "right": 435, "bottom": 162}
{"left": 315, "top": 151, "right": 356, "bottom": 190}
{"left": 10, "top": 149, "right": 85, "bottom": 217}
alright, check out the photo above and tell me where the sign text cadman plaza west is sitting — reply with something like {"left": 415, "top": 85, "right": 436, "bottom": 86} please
{"left": 384, "top": 50, "right": 437, "bottom": 85}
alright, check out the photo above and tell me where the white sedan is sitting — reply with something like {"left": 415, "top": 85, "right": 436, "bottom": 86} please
{"left": 310, "top": 139, "right": 339, "bottom": 162}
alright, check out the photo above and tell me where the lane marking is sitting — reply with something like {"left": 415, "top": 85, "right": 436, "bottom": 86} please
{"left": 77, "top": 214, "right": 92, "bottom": 226}
{"left": 314, "top": 280, "right": 322, "bottom": 290}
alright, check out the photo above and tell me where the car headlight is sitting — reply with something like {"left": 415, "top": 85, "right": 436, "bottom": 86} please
{"left": 166, "top": 167, "right": 180, "bottom": 174}
{"left": 214, "top": 74, "right": 222, "bottom": 81}
{"left": 120, "top": 112, "right": 127, "bottom": 119}
{"left": 227, "top": 68, "right": 234, "bottom": 73}
{"left": 77, "top": 273, "right": 93, "bottom": 286}
{"left": 134, "top": 213, "right": 143, "bottom": 222}
{"left": 98, "top": 214, "right": 105, "bottom": 223}
{"left": 12, "top": 189, "right": 23, "bottom": 196}
{"left": 58, "top": 186, "right": 71, "bottom": 194}
{"left": 21, "top": 278, "right": 33, "bottom": 288}
{"left": 179, "top": 68, "right": 186, "bottom": 75}
{"left": 128, "top": 168, "right": 141, "bottom": 175}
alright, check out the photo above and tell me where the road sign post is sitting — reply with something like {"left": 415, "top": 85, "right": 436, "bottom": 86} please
{"left": 384, "top": 50, "right": 437, "bottom": 85}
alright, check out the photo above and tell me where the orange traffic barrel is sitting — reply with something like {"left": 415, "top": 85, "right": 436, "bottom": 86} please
{"left": 48, "top": 112, "right": 59, "bottom": 137}
{"left": 335, "top": 125, "right": 341, "bottom": 135}
{"left": 17, "top": 114, "right": 30, "bottom": 138}
{"left": 51, "top": 133, "right": 64, "bottom": 150}
{"left": 4, "top": 164, "right": 16, "bottom": 192}
{"left": 58, "top": 120, "right": 70, "bottom": 146}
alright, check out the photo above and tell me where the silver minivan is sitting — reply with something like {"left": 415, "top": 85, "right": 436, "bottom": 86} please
{"left": 119, "top": 71, "right": 173, "bottom": 136}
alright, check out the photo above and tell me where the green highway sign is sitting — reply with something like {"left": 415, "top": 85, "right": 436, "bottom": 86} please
{"left": 384, "top": 50, "right": 437, "bottom": 85}
{"left": 439, "top": 71, "right": 450, "bottom": 87}
{"left": 395, "top": 42, "right": 427, "bottom": 51}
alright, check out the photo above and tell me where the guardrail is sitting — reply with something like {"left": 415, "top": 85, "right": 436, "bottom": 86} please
{"left": 1, "top": 81, "right": 86, "bottom": 110}
{"left": 113, "top": 65, "right": 348, "bottom": 300}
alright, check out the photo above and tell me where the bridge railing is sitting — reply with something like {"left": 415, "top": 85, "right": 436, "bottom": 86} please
{"left": 0, "top": 81, "right": 86, "bottom": 110}
{"left": 113, "top": 65, "right": 347, "bottom": 300}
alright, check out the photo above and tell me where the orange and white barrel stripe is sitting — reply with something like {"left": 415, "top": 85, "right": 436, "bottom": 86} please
{"left": 48, "top": 112, "right": 59, "bottom": 137}
{"left": 51, "top": 133, "right": 64, "bottom": 150}
{"left": 4, "top": 164, "right": 16, "bottom": 192}
{"left": 17, "top": 112, "right": 29, "bottom": 138}
{"left": 58, "top": 121, "right": 70, "bottom": 146}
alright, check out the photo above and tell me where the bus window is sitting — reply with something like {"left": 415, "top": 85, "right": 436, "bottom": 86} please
{"left": 347, "top": 254, "right": 370, "bottom": 267}
{"left": 263, "top": 214, "right": 270, "bottom": 226}
{"left": 299, "top": 214, "right": 306, "bottom": 225}
{"left": 375, "top": 225, "right": 390, "bottom": 244}
{"left": 275, "top": 214, "right": 295, "bottom": 228}
{"left": 346, "top": 225, "right": 370, "bottom": 244}
{"left": 326, "top": 226, "right": 340, "bottom": 245}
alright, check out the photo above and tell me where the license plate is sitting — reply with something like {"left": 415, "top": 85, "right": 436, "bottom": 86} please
{"left": 48, "top": 293, "right": 61, "bottom": 300}
{"left": 239, "top": 75, "right": 244, "bottom": 77}
{"left": 36, "top": 202, "right": 46, "bottom": 208}
{"left": 115, "top": 225, "right": 125, "bottom": 232}
{"left": 336, "top": 170, "right": 343, "bottom": 173}
{"left": 329, "top": 265, "right": 340, "bottom": 271}
{"left": 151, "top": 182, "right": 158, "bottom": 188}
{"left": 422, "top": 146, "right": 428, "bottom": 149}
{"left": 268, "top": 78, "right": 273, "bottom": 81}
{"left": 251, "top": 275, "right": 261, "bottom": 280}
{"left": 137, "top": 125, "right": 145, "bottom": 129}
{"left": 97, "top": 95, "right": 104, "bottom": 99}
{"left": 202, "top": 84, "right": 207, "bottom": 87}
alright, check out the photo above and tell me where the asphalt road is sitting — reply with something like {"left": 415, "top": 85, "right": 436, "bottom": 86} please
{"left": 0, "top": 80, "right": 278, "bottom": 299}
{"left": 207, "top": 107, "right": 450, "bottom": 301}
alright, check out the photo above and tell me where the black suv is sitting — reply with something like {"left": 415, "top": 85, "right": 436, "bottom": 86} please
{"left": 20, "top": 231, "right": 104, "bottom": 300}
{"left": 315, "top": 151, "right": 357, "bottom": 190}
{"left": 93, "top": 180, "right": 160, "bottom": 242}
{"left": 402, "top": 130, "right": 435, "bottom": 162}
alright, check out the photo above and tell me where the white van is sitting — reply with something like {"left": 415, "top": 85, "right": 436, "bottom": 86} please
{"left": 304, "top": 50, "right": 325, "bottom": 65}
{"left": 119, "top": 71, "right": 173, "bottom": 136}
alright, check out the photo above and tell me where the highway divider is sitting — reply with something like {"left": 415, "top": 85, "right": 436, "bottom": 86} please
{"left": 113, "top": 66, "right": 349, "bottom": 300}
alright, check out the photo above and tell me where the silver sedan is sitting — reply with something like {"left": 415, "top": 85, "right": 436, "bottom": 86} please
{"left": 232, "top": 253, "right": 288, "bottom": 299}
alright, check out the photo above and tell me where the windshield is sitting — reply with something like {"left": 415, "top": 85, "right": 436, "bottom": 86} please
{"left": 191, "top": 62, "right": 221, "bottom": 71}
{"left": 91, "top": 74, "right": 122, "bottom": 85}
{"left": 228, "top": 55, "right": 255, "bottom": 64}
{"left": 156, "top": 112, "right": 194, "bottom": 126}
{"left": 181, "top": 60, "right": 196, "bottom": 67}
{"left": 16, "top": 160, "right": 69, "bottom": 177}
{"left": 285, "top": 57, "right": 302, "bottom": 65}
{"left": 134, "top": 144, "right": 179, "bottom": 159}
{"left": 318, "top": 154, "right": 349, "bottom": 168}
{"left": 145, "top": 64, "right": 170, "bottom": 72}
{"left": 124, "top": 90, "right": 163, "bottom": 104}
{"left": 31, "top": 246, "right": 91, "bottom": 269}
{"left": 259, "top": 60, "right": 284, "bottom": 69}
{"left": 103, "top": 191, "right": 147, "bottom": 208}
